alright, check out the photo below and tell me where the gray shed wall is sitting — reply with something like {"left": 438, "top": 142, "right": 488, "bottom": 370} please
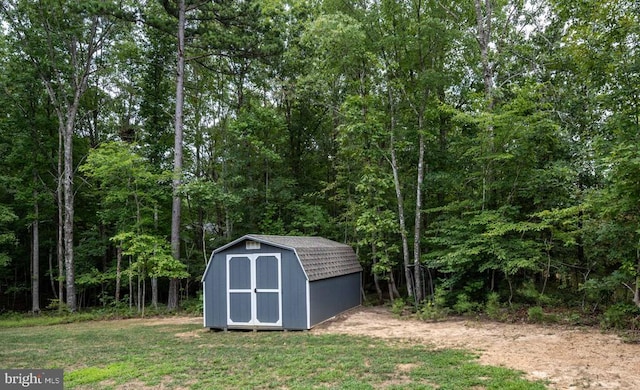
{"left": 280, "top": 249, "right": 308, "bottom": 329}
{"left": 309, "top": 272, "right": 361, "bottom": 327}
{"left": 203, "top": 252, "right": 226, "bottom": 328}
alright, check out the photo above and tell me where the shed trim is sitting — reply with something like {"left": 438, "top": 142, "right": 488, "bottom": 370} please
{"left": 202, "top": 281, "right": 207, "bottom": 328}
{"left": 226, "top": 253, "right": 283, "bottom": 327}
{"left": 306, "top": 278, "right": 310, "bottom": 329}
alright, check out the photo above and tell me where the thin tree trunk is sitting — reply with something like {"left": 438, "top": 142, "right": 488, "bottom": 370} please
{"left": 413, "top": 116, "right": 426, "bottom": 303}
{"left": 475, "top": 0, "right": 494, "bottom": 110}
{"left": 385, "top": 247, "right": 400, "bottom": 299}
{"left": 371, "top": 243, "right": 383, "bottom": 304}
{"left": 129, "top": 257, "right": 133, "bottom": 309}
{"left": 48, "top": 250, "right": 56, "bottom": 299}
{"left": 474, "top": 0, "right": 495, "bottom": 211}
{"left": 142, "top": 278, "right": 146, "bottom": 317}
{"left": 168, "top": 0, "right": 186, "bottom": 311}
{"left": 634, "top": 243, "right": 640, "bottom": 307}
{"left": 137, "top": 274, "right": 141, "bottom": 312}
{"left": 387, "top": 88, "right": 413, "bottom": 299}
{"left": 151, "top": 278, "right": 158, "bottom": 309}
{"left": 57, "top": 131, "right": 64, "bottom": 308}
{"left": 152, "top": 207, "right": 158, "bottom": 309}
{"left": 115, "top": 246, "right": 122, "bottom": 303}
{"left": 202, "top": 224, "right": 208, "bottom": 265}
{"left": 31, "top": 179, "right": 40, "bottom": 314}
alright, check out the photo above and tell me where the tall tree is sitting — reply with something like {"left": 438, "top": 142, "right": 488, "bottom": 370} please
{"left": 2, "top": 0, "right": 116, "bottom": 311}
{"left": 168, "top": 0, "right": 186, "bottom": 310}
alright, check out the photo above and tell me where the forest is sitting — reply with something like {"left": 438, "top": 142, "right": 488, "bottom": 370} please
{"left": 0, "top": 0, "right": 639, "bottom": 324}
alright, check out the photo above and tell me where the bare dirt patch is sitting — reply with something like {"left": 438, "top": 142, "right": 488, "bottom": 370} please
{"left": 313, "top": 306, "right": 640, "bottom": 389}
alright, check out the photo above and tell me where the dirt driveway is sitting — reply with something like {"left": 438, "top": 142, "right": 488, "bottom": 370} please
{"left": 312, "top": 306, "right": 640, "bottom": 389}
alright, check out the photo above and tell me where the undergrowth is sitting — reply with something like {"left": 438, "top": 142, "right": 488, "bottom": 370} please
{"left": 0, "top": 303, "right": 200, "bottom": 328}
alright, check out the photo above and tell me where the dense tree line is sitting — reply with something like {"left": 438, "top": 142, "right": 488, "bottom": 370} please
{"left": 0, "top": 0, "right": 638, "bottom": 321}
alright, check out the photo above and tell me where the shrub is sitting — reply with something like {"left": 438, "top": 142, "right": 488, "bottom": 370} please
{"left": 527, "top": 306, "right": 559, "bottom": 324}
{"left": 527, "top": 306, "right": 545, "bottom": 323}
{"left": 391, "top": 298, "right": 406, "bottom": 317}
{"left": 181, "top": 292, "right": 204, "bottom": 315}
{"left": 417, "top": 289, "right": 449, "bottom": 321}
{"left": 485, "top": 292, "right": 502, "bottom": 320}
{"left": 453, "top": 293, "right": 481, "bottom": 315}
{"left": 601, "top": 303, "right": 640, "bottom": 330}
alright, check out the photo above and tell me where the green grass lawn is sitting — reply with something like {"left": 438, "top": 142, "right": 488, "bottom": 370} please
{"left": 0, "top": 317, "right": 547, "bottom": 389}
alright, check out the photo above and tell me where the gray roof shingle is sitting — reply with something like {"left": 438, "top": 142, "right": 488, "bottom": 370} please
{"left": 246, "top": 235, "right": 362, "bottom": 281}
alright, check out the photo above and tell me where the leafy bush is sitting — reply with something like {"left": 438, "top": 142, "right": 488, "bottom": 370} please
{"left": 517, "top": 281, "right": 555, "bottom": 306}
{"left": 485, "top": 292, "right": 502, "bottom": 320}
{"left": 390, "top": 298, "right": 406, "bottom": 317}
{"left": 527, "top": 306, "right": 559, "bottom": 324}
{"left": 417, "top": 289, "right": 449, "bottom": 321}
{"left": 601, "top": 303, "right": 640, "bottom": 330}
{"left": 453, "top": 293, "right": 481, "bottom": 315}
{"left": 527, "top": 306, "right": 544, "bottom": 323}
{"left": 45, "top": 299, "right": 70, "bottom": 313}
{"left": 181, "top": 292, "right": 204, "bottom": 315}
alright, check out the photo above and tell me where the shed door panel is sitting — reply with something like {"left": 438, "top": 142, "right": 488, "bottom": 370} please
{"left": 256, "top": 256, "right": 278, "bottom": 289}
{"left": 229, "top": 293, "right": 252, "bottom": 323}
{"left": 226, "top": 253, "right": 282, "bottom": 327}
{"left": 228, "top": 256, "right": 252, "bottom": 323}
{"left": 255, "top": 255, "right": 281, "bottom": 324}
{"left": 229, "top": 257, "right": 251, "bottom": 289}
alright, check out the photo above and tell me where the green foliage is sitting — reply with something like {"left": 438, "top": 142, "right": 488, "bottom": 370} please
{"left": 390, "top": 298, "right": 406, "bottom": 317}
{"left": 453, "top": 293, "right": 482, "bottom": 315}
{"left": 0, "top": 203, "right": 18, "bottom": 268}
{"left": 180, "top": 292, "right": 203, "bottom": 316}
{"left": 80, "top": 141, "right": 169, "bottom": 232}
{"left": 527, "top": 306, "right": 545, "bottom": 323}
{"left": 417, "top": 289, "right": 450, "bottom": 321}
{"left": 517, "top": 281, "right": 556, "bottom": 306}
{"left": 527, "top": 306, "right": 559, "bottom": 324}
{"left": 485, "top": 292, "right": 503, "bottom": 320}
{"left": 580, "top": 271, "right": 630, "bottom": 306}
{"left": 111, "top": 232, "right": 188, "bottom": 280}
{"left": 601, "top": 304, "right": 640, "bottom": 330}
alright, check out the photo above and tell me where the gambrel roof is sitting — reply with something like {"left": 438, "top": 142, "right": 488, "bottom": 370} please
{"left": 210, "top": 234, "right": 362, "bottom": 281}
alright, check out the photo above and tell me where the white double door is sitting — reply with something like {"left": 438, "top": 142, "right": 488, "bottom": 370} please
{"left": 226, "top": 253, "right": 282, "bottom": 327}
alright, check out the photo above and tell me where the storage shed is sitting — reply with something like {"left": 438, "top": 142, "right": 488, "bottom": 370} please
{"left": 202, "top": 234, "right": 362, "bottom": 330}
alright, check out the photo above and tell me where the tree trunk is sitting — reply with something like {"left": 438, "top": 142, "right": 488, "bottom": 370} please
{"left": 388, "top": 89, "right": 413, "bottom": 299}
{"left": 388, "top": 270, "right": 400, "bottom": 299}
{"left": 634, "top": 244, "right": 640, "bottom": 308}
{"left": 57, "top": 131, "right": 65, "bottom": 308}
{"left": 151, "top": 277, "right": 158, "bottom": 309}
{"left": 129, "top": 257, "right": 133, "bottom": 309}
{"left": 152, "top": 207, "right": 158, "bottom": 309}
{"left": 474, "top": 0, "right": 496, "bottom": 211}
{"left": 63, "top": 110, "right": 76, "bottom": 312}
{"left": 371, "top": 243, "right": 383, "bottom": 304}
{"left": 413, "top": 117, "right": 426, "bottom": 303}
{"left": 115, "top": 246, "right": 122, "bottom": 303}
{"left": 168, "top": 0, "right": 186, "bottom": 311}
{"left": 48, "top": 250, "right": 56, "bottom": 299}
{"left": 137, "top": 274, "right": 141, "bottom": 313}
{"left": 31, "top": 180, "right": 40, "bottom": 314}
{"left": 167, "top": 279, "right": 179, "bottom": 310}
{"left": 475, "top": 0, "right": 494, "bottom": 110}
